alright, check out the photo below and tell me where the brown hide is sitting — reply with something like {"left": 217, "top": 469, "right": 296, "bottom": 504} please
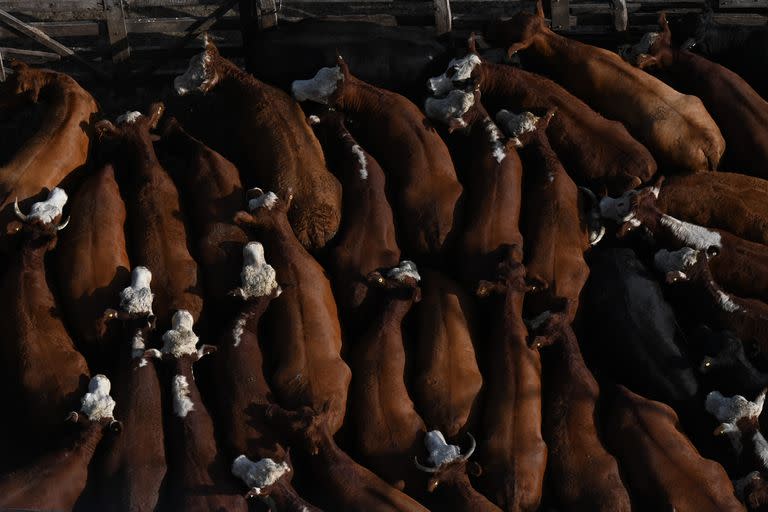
{"left": 518, "top": 112, "right": 590, "bottom": 322}
{"left": 235, "top": 193, "right": 351, "bottom": 434}
{"left": 487, "top": 9, "right": 724, "bottom": 173}
{"left": 471, "top": 58, "right": 655, "bottom": 193}
{"left": 533, "top": 317, "right": 631, "bottom": 511}
{"left": 0, "top": 417, "right": 115, "bottom": 511}
{"left": 176, "top": 41, "right": 341, "bottom": 250}
{"left": 310, "top": 109, "right": 400, "bottom": 327}
{"left": 412, "top": 268, "right": 482, "bottom": 438}
{"left": 330, "top": 58, "right": 463, "bottom": 260}
{"left": 424, "top": 461, "right": 502, "bottom": 512}
{"left": 346, "top": 272, "right": 426, "bottom": 496}
{"left": 215, "top": 288, "right": 319, "bottom": 511}
{"left": 0, "top": 222, "right": 90, "bottom": 454}
{"left": 267, "top": 405, "right": 430, "bottom": 512}
{"left": 96, "top": 106, "right": 203, "bottom": 333}
{"left": 604, "top": 385, "right": 745, "bottom": 511}
{"left": 55, "top": 164, "right": 130, "bottom": 370}
{"left": 0, "top": 62, "right": 97, "bottom": 252}
{"left": 632, "top": 14, "right": 768, "bottom": 177}
{"left": 161, "top": 353, "right": 248, "bottom": 512}
{"left": 475, "top": 260, "right": 547, "bottom": 512}
{"left": 157, "top": 118, "right": 249, "bottom": 311}
{"left": 96, "top": 314, "right": 166, "bottom": 512}
{"left": 656, "top": 173, "right": 768, "bottom": 246}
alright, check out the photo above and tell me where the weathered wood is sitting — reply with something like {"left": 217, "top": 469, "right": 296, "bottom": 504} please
{"left": 257, "top": 0, "right": 278, "bottom": 29}
{"left": 103, "top": 0, "right": 130, "bottom": 63}
{"left": 550, "top": 0, "right": 570, "bottom": 30}
{"left": 719, "top": 0, "right": 768, "bottom": 8}
{"left": 0, "top": 47, "right": 60, "bottom": 59}
{"left": 0, "top": 21, "right": 99, "bottom": 39}
{"left": 0, "top": 48, "right": 4, "bottom": 81}
{"left": 0, "top": 0, "right": 100, "bottom": 12}
{"left": 434, "top": 0, "right": 452, "bottom": 34}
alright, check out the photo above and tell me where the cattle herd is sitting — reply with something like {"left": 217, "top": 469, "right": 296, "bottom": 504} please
{"left": 4, "top": 2, "right": 768, "bottom": 511}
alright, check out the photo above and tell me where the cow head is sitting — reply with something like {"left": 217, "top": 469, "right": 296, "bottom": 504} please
{"left": 367, "top": 260, "right": 422, "bottom": 301}
{"left": 232, "top": 454, "right": 292, "bottom": 499}
{"left": 654, "top": 247, "right": 700, "bottom": 284}
{"left": 495, "top": 109, "right": 553, "bottom": 148}
{"left": 706, "top": 389, "right": 768, "bottom": 464}
{"left": 424, "top": 88, "right": 480, "bottom": 133}
{"left": 175, "top": 34, "right": 221, "bottom": 96}
{"left": 477, "top": 246, "right": 529, "bottom": 297}
{"left": 578, "top": 186, "right": 606, "bottom": 246}
{"left": 414, "top": 431, "right": 478, "bottom": 491}
{"left": 234, "top": 188, "right": 292, "bottom": 234}
{"left": 426, "top": 47, "right": 482, "bottom": 97}
{"left": 95, "top": 104, "right": 165, "bottom": 151}
{"left": 101, "top": 266, "right": 157, "bottom": 361}
{"left": 231, "top": 242, "right": 282, "bottom": 301}
{"left": 622, "top": 13, "right": 675, "bottom": 69}
{"left": 291, "top": 56, "right": 347, "bottom": 106}
{"left": 265, "top": 402, "right": 336, "bottom": 456}
{"left": 67, "top": 374, "right": 123, "bottom": 434}
{"left": 525, "top": 310, "right": 567, "bottom": 349}
{"left": 0, "top": 61, "right": 48, "bottom": 111}
{"left": 485, "top": 1, "right": 548, "bottom": 59}
{"left": 9, "top": 187, "right": 70, "bottom": 246}
{"left": 598, "top": 175, "right": 663, "bottom": 237}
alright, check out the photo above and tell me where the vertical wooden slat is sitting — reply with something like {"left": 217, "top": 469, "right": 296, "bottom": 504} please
{"left": 434, "top": 0, "right": 451, "bottom": 34}
{"left": 257, "top": 0, "right": 278, "bottom": 30}
{"left": 0, "top": 48, "right": 5, "bottom": 82}
{"left": 103, "top": 0, "right": 130, "bottom": 64}
{"left": 549, "top": 0, "right": 569, "bottom": 30}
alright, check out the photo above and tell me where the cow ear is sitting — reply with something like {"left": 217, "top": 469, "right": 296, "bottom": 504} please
{"left": 535, "top": 0, "right": 545, "bottom": 18}
{"left": 95, "top": 120, "right": 119, "bottom": 139}
{"left": 147, "top": 102, "right": 165, "bottom": 130}
{"left": 336, "top": 54, "right": 351, "bottom": 81}
{"left": 5, "top": 220, "right": 21, "bottom": 235}
{"left": 233, "top": 211, "right": 257, "bottom": 228}
{"left": 506, "top": 40, "right": 532, "bottom": 59}
{"left": 109, "top": 420, "right": 123, "bottom": 434}
{"left": 467, "top": 461, "right": 483, "bottom": 477}
{"left": 658, "top": 12, "right": 672, "bottom": 46}
{"left": 636, "top": 54, "right": 659, "bottom": 70}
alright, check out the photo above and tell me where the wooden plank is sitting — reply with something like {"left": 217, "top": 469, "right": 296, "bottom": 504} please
{"left": 0, "top": 47, "right": 60, "bottom": 59}
{"left": 257, "top": 0, "right": 279, "bottom": 29}
{"left": 0, "top": 21, "right": 99, "bottom": 39}
{"left": 127, "top": 0, "right": 231, "bottom": 6}
{"left": 126, "top": 16, "right": 241, "bottom": 33}
{"left": 0, "top": 0, "right": 100, "bottom": 11}
{"left": 0, "top": 8, "right": 109, "bottom": 79}
{"left": 719, "top": 0, "right": 768, "bottom": 8}
{"left": 104, "top": 0, "right": 130, "bottom": 63}
{"left": 434, "top": 0, "right": 451, "bottom": 33}
{"left": 550, "top": 0, "right": 570, "bottom": 30}
{"left": 0, "top": 48, "right": 4, "bottom": 81}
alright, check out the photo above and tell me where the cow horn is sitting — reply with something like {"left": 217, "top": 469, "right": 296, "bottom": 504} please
{"left": 579, "top": 186, "right": 597, "bottom": 204}
{"left": 56, "top": 216, "right": 70, "bottom": 231}
{"left": 589, "top": 225, "right": 606, "bottom": 246}
{"left": 13, "top": 198, "right": 27, "bottom": 221}
{"left": 460, "top": 433, "right": 476, "bottom": 461}
{"left": 246, "top": 187, "right": 264, "bottom": 200}
{"left": 413, "top": 456, "right": 439, "bottom": 473}
{"left": 65, "top": 411, "right": 79, "bottom": 423}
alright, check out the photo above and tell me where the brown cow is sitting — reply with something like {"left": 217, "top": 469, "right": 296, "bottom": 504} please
{"left": 146, "top": 310, "right": 248, "bottom": 512}
{"left": 266, "top": 403, "right": 431, "bottom": 512}
{"left": 486, "top": 2, "right": 725, "bottom": 173}
{"left": 215, "top": 242, "right": 320, "bottom": 511}
{"left": 0, "top": 61, "right": 97, "bottom": 251}
{"left": 424, "top": 87, "right": 524, "bottom": 287}
{"left": 0, "top": 375, "right": 121, "bottom": 512}
{"left": 0, "top": 189, "right": 90, "bottom": 463}
{"left": 235, "top": 190, "right": 351, "bottom": 434}
{"left": 95, "top": 266, "right": 166, "bottom": 512}
{"left": 292, "top": 56, "right": 463, "bottom": 260}
{"left": 604, "top": 385, "right": 745, "bottom": 511}
{"left": 345, "top": 262, "right": 427, "bottom": 497}
{"left": 603, "top": 184, "right": 768, "bottom": 303}
{"left": 625, "top": 13, "right": 768, "bottom": 177}
{"left": 410, "top": 267, "right": 482, "bottom": 439}
{"left": 307, "top": 108, "right": 400, "bottom": 328}
{"left": 174, "top": 37, "right": 341, "bottom": 250}
{"left": 528, "top": 313, "right": 632, "bottom": 511}
{"left": 55, "top": 163, "right": 130, "bottom": 371}
{"left": 413, "top": 432, "right": 501, "bottom": 512}
{"left": 95, "top": 104, "right": 203, "bottom": 333}
{"left": 157, "top": 117, "right": 249, "bottom": 320}
{"left": 427, "top": 38, "right": 655, "bottom": 194}
{"left": 474, "top": 256, "right": 547, "bottom": 511}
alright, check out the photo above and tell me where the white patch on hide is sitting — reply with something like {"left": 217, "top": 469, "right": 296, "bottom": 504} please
{"left": 653, "top": 248, "right": 698, "bottom": 274}
{"left": 120, "top": 266, "right": 154, "bottom": 315}
{"left": 427, "top": 54, "right": 482, "bottom": 96}
{"left": 706, "top": 389, "right": 766, "bottom": 455}
{"left": 116, "top": 111, "right": 142, "bottom": 125}
{"left": 387, "top": 260, "right": 421, "bottom": 283}
{"left": 161, "top": 310, "right": 199, "bottom": 358}
{"left": 424, "top": 430, "right": 462, "bottom": 467}
{"left": 172, "top": 374, "right": 195, "bottom": 418}
{"left": 80, "top": 374, "right": 116, "bottom": 421}
{"left": 496, "top": 110, "right": 540, "bottom": 147}
{"left": 248, "top": 191, "right": 279, "bottom": 212}
{"left": 598, "top": 191, "right": 637, "bottom": 223}
{"left": 27, "top": 187, "right": 67, "bottom": 224}
{"left": 132, "top": 330, "right": 146, "bottom": 359}
{"left": 483, "top": 119, "right": 507, "bottom": 163}
{"left": 291, "top": 66, "right": 343, "bottom": 104}
{"left": 716, "top": 290, "right": 743, "bottom": 313}
{"left": 232, "top": 455, "right": 291, "bottom": 494}
{"left": 350, "top": 144, "right": 368, "bottom": 180}
{"left": 233, "top": 242, "right": 281, "bottom": 300}
{"left": 232, "top": 315, "right": 247, "bottom": 348}
{"left": 659, "top": 215, "right": 722, "bottom": 252}
{"left": 175, "top": 50, "right": 215, "bottom": 96}
{"left": 424, "top": 89, "right": 474, "bottom": 126}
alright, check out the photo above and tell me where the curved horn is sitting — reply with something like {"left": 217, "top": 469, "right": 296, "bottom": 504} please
{"left": 56, "top": 216, "right": 70, "bottom": 231}
{"left": 460, "top": 433, "right": 476, "bottom": 461}
{"left": 246, "top": 187, "right": 264, "bottom": 200}
{"left": 13, "top": 198, "right": 27, "bottom": 221}
{"left": 590, "top": 225, "right": 606, "bottom": 246}
{"left": 65, "top": 411, "right": 79, "bottom": 423}
{"left": 413, "top": 456, "right": 439, "bottom": 473}
{"left": 579, "top": 186, "right": 597, "bottom": 204}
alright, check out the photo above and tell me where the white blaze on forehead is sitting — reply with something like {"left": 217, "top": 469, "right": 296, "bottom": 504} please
{"left": 235, "top": 242, "right": 281, "bottom": 300}
{"left": 425, "top": 430, "right": 462, "bottom": 467}
{"left": 27, "top": 187, "right": 68, "bottom": 224}
{"left": 232, "top": 455, "right": 291, "bottom": 494}
{"left": 707, "top": 390, "right": 765, "bottom": 424}
{"left": 483, "top": 119, "right": 507, "bottom": 163}
{"left": 659, "top": 215, "right": 722, "bottom": 252}
{"left": 387, "top": 260, "right": 421, "bottom": 283}
{"left": 120, "top": 266, "right": 154, "bottom": 315}
{"left": 598, "top": 191, "right": 637, "bottom": 223}
{"left": 161, "top": 310, "right": 199, "bottom": 358}
{"left": 291, "top": 66, "right": 343, "bottom": 104}
{"left": 175, "top": 50, "right": 215, "bottom": 96}
{"left": 132, "top": 330, "right": 146, "bottom": 359}
{"left": 232, "top": 315, "right": 247, "bottom": 348}
{"left": 172, "top": 374, "right": 195, "bottom": 418}
{"left": 116, "top": 111, "right": 142, "bottom": 125}
{"left": 427, "top": 54, "right": 482, "bottom": 96}
{"left": 424, "top": 89, "right": 474, "bottom": 126}
{"left": 654, "top": 248, "right": 698, "bottom": 274}
{"left": 496, "top": 110, "right": 539, "bottom": 147}
{"left": 248, "top": 191, "right": 279, "bottom": 212}
{"left": 80, "top": 374, "right": 116, "bottom": 421}
{"left": 350, "top": 145, "right": 368, "bottom": 180}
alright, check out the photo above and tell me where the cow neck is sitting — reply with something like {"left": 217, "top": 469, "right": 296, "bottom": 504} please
{"left": 119, "top": 129, "right": 162, "bottom": 176}
{"left": 68, "top": 421, "right": 108, "bottom": 462}
{"left": 119, "top": 316, "right": 154, "bottom": 368}
{"left": 526, "top": 30, "right": 580, "bottom": 69}
{"left": 474, "top": 63, "right": 519, "bottom": 97}
{"left": 634, "top": 201, "right": 665, "bottom": 234}
{"left": 518, "top": 131, "right": 559, "bottom": 183}
{"left": 375, "top": 288, "right": 418, "bottom": 328}
{"left": 334, "top": 76, "right": 388, "bottom": 118}
{"left": 12, "top": 235, "right": 51, "bottom": 275}
{"left": 208, "top": 55, "right": 268, "bottom": 105}
{"left": 171, "top": 356, "right": 197, "bottom": 389}
{"left": 268, "top": 477, "right": 320, "bottom": 512}
{"left": 229, "top": 295, "right": 271, "bottom": 348}
{"left": 251, "top": 210, "right": 294, "bottom": 249}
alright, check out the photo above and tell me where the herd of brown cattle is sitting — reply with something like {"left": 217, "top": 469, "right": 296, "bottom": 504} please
{"left": 3, "top": 2, "right": 768, "bottom": 510}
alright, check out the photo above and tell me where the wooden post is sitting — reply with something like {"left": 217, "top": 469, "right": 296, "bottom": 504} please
{"left": 103, "top": 0, "right": 130, "bottom": 64}
{"left": 549, "top": 0, "right": 569, "bottom": 31}
{"left": 434, "top": 0, "right": 451, "bottom": 35}
{"left": 0, "top": 48, "right": 5, "bottom": 82}
{"left": 257, "top": 0, "right": 278, "bottom": 30}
